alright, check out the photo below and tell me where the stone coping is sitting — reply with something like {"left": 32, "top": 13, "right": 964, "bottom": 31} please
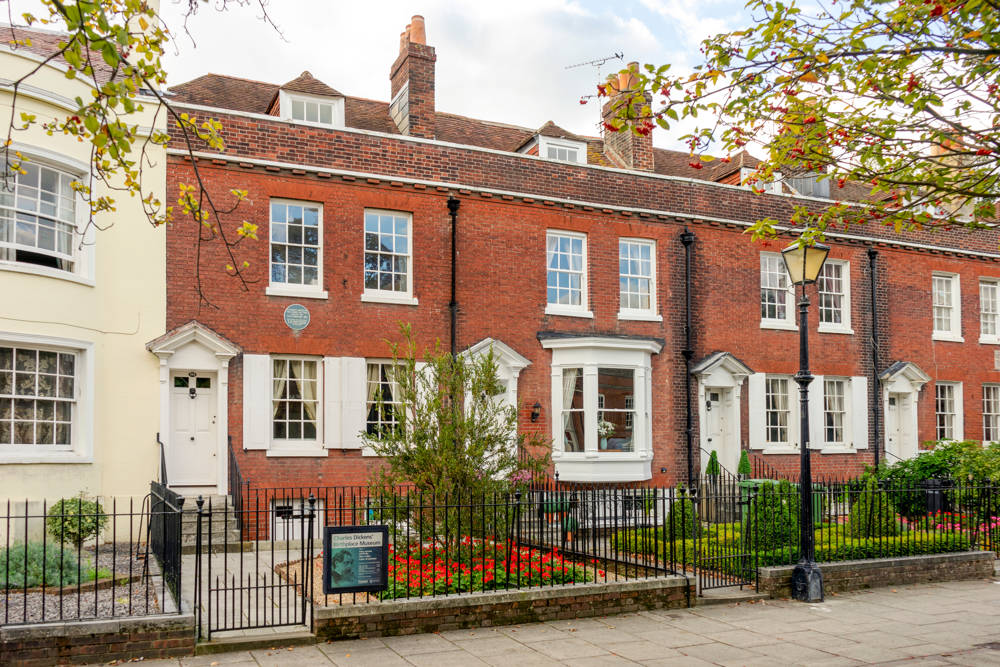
{"left": 758, "top": 550, "right": 993, "bottom": 577}
{"left": 315, "top": 575, "right": 693, "bottom": 620}
{"left": 0, "top": 611, "right": 195, "bottom": 641}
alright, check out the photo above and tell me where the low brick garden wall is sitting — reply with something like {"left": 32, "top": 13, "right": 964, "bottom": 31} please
{"left": 757, "top": 551, "right": 995, "bottom": 599}
{"left": 315, "top": 576, "right": 694, "bottom": 640}
{"left": 0, "top": 613, "right": 196, "bottom": 666}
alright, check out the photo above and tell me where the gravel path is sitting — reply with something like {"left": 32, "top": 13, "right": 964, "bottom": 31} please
{"left": 0, "top": 542, "right": 167, "bottom": 625}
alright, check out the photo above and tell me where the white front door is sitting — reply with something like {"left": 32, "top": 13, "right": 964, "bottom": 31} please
{"left": 703, "top": 388, "right": 737, "bottom": 474}
{"left": 885, "top": 392, "right": 917, "bottom": 461}
{"left": 170, "top": 372, "right": 218, "bottom": 485}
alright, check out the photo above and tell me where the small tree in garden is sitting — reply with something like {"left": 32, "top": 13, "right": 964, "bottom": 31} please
{"left": 847, "top": 476, "right": 899, "bottom": 539}
{"left": 364, "top": 325, "right": 547, "bottom": 540}
{"left": 737, "top": 450, "right": 752, "bottom": 478}
{"left": 46, "top": 497, "right": 108, "bottom": 548}
{"left": 665, "top": 486, "right": 701, "bottom": 539}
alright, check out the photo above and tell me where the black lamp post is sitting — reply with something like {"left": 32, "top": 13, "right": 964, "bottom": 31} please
{"left": 781, "top": 240, "right": 830, "bottom": 603}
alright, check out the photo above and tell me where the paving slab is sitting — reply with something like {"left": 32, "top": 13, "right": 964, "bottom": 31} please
{"left": 327, "top": 648, "right": 411, "bottom": 666}
{"left": 527, "top": 636, "right": 610, "bottom": 660}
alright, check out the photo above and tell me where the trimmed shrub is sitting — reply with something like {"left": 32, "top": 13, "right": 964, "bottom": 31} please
{"left": 744, "top": 481, "right": 798, "bottom": 551}
{"left": 47, "top": 497, "right": 108, "bottom": 548}
{"left": 705, "top": 451, "right": 721, "bottom": 477}
{"left": 0, "top": 542, "right": 91, "bottom": 589}
{"left": 665, "top": 487, "right": 701, "bottom": 539}
{"left": 847, "top": 477, "right": 899, "bottom": 538}
{"left": 737, "top": 450, "right": 752, "bottom": 477}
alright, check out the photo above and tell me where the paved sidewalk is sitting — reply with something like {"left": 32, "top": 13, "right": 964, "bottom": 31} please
{"left": 103, "top": 580, "right": 1000, "bottom": 666}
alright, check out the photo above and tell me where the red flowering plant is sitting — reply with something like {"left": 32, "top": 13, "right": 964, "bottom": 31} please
{"left": 379, "top": 536, "right": 594, "bottom": 600}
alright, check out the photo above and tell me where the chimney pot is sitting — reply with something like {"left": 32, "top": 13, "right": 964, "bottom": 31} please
{"left": 410, "top": 15, "right": 426, "bottom": 45}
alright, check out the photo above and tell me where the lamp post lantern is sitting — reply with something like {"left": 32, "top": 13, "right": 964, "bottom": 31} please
{"left": 780, "top": 241, "right": 830, "bottom": 603}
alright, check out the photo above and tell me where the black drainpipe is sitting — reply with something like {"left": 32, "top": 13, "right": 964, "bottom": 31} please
{"left": 681, "top": 228, "right": 696, "bottom": 487}
{"left": 447, "top": 196, "right": 460, "bottom": 357}
{"left": 868, "top": 248, "right": 881, "bottom": 467}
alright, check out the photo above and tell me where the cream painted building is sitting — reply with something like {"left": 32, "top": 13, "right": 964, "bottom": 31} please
{"left": 0, "top": 26, "right": 166, "bottom": 501}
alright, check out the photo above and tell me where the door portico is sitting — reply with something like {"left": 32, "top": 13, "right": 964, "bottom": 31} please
{"left": 879, "top": 361, "right": 931, "bottom": 462}
{"left": 147, "top": 321, "right": 241, "bottom": 495}
{"left": 691, "top": 352, "right": 754, "bottom": 476}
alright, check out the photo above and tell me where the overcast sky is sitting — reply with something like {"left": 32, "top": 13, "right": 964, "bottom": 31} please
{"left": 155, "top": 0, "right": 750, "bottom": 150}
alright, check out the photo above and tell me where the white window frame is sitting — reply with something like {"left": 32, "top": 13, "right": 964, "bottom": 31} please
{"left": 764, "top": 375, "right": 795, "bottom": 449}
{"left": 361, "top": 209, "right": 417, "bottom": 306}
{"left": 618, "top": 238, "right": 661, "bottom": 322}
{"left": 932, "top": 272, "right": 963, "bottom": 342}
{"left": 0, "top": 332, "right": 93, "bottom": 464}
{"left": 822, "top": 377, "right": 849, "bottom": 446}
{"left": 265, "top": 199, "right": 327, "bottom": 299}
{"left": 984, "top": 384, "right": 1000, "bottom": 443}
{"left": 278, "top": 90, "right": 345, "bottom": 128}
{"left": 817, "top": 259, "right": 853, "bottom": 334}
{"left": 760, "top": 252, "right": 796, "bottom": 330}
{"left": 269, "top": 355, "right": 323, "bottom": 455}
{"left": 741, "top": 167, "right": 783, "bottom": 194}
{"left": 935, "top": 381, "right": 963, "bottom": 441}
{"left": 545, "top": 230, "right": 592, "bottom": 318}
{"left": 980, "top": 278, "right": 1000, "bottom": 344}
{"left": 538, "top": 136, "right": 586, "bottom": 164}
{"left": 0, "top": 146, "right": 94, "bottom": 285}
{"left": 542, "top": 336, "right": 660, "bottom": 482}
{"left": 365, "top": 360, "right": 403, "bottom": 440}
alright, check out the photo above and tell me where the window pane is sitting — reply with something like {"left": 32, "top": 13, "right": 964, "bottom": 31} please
{"left": 561, "top": 368, "right": 584, "bottom": 453}
{"left": 547, "top": 233, "right": 584, "bottom": 307}
{"left": 271, "top": 202, "right": 321, "bottom": 286}
{"left": 363, "top": 212, "right": 412, "bottom": 294}
{"left": 597, "top": 368, "right": 634, "bottom": 453}
{"left": 0, "top": 345, "right": 75, "bottom": 447}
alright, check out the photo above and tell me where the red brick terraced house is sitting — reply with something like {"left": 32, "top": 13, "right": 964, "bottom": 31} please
{"left": 155, "top": 16, "right": 1000, "bottom": 499}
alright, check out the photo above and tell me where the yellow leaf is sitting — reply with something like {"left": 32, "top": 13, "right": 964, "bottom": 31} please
{"left": 800, "top": 71, "right": 819, "bottom": 83}
{"left": 700, "top": 155, "right": 716, "bottom": 162}
{"left": 816, "top": 53, "right": 829, "bottom": 64}
{"left": 965, "top": 29, "right": 981, "bottom": 39}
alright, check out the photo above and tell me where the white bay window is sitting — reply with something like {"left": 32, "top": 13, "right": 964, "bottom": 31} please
{"left": 542, "top": 335, "right": 661, "bottom": 481}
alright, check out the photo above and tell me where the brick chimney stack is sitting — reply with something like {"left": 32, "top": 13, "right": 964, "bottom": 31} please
{"left": 389, "top": 15, "right": 436, "bottom": 139}
{"left": 602, "top": 62, "right": 654, "bottom": 171}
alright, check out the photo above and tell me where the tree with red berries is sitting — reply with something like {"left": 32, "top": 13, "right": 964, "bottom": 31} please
{"left": 607, "top": 0, "right": 1000, "bottom": 243}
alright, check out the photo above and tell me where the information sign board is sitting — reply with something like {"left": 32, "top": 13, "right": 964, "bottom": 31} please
{"left": 322, "top": 526, "right": 389, "bottom": 595}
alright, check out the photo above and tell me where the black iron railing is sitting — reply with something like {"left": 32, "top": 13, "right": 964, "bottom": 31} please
{"left": 1, "top": 493, "right": 185, "bottom": 627}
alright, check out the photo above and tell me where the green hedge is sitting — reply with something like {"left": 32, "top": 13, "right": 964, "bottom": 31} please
{"left": 0, "top": 542, "right": 101, "bottom": 589}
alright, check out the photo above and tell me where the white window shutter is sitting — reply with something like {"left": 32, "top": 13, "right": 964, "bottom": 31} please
{"left": 323, "top": 357, "right": 342, "bottom": 448}
{"left": 748, "top": 373, "right": 765, "bottom": 449}
{"left": 954, "top": 382, "right": 964, "bottom": 441}
{"left": 851, "top": 376, "right": 869, "bottom": 449}
{"left": 242, "top": 354, "right": 270, "bottom": 450}
{"left": 340, "top": 357, "right": 367, "bottom": 449}
{"left": 808, "top": 375, "right": 824, "bottom": 448}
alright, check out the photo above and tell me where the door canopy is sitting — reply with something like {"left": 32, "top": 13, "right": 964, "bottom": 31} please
{"left": 879, "top": 361, "right": 931, "bottom": 394}
{"left": 690, "top": 351, "right": 754, "bottom": 388}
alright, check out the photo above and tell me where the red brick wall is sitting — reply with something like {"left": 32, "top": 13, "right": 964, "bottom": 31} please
{"left": 165, "top": 114, "right": 1000, "bottom": 490}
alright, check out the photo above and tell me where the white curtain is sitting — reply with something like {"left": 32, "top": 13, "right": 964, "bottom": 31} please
{"left": 561, "top": 368, "right": 579, "bottom": 450}
{"left": 366, "top": 363, "right": 380, "bottom": 406}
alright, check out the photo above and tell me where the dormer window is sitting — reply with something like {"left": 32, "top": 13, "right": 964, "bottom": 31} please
{"left": 741, "top": 167, "right": 782, "bottom": 194}
{"left": 539, "top": 136, "right": 586, "bottom": 164}
{"left": 278, "top": 91, "right": 344, "bottom": 128}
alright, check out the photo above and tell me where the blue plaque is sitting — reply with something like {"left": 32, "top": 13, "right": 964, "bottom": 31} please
{"left": 283, "top": 304, "right": 310, "bottom": 331}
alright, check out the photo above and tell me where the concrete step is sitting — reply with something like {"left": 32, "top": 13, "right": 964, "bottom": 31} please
{"left": 697, "top": 586, "right": 769, "bottom": 605}
{"left": 194, "top": 628, "right": 313, "bottom": 654}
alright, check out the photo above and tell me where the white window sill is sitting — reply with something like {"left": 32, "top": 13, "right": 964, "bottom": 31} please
{"left": 545, "top": 305, "right": 594, "bottom": 319}
{"left": 266, "top": 446, "right": 327, "bottom": 458}
{"left": 0, "top": 451, "right": 92, "bottom": 464}
{"left": 362, "top": 445, "right": 379, "bottom": 457}
{"left": 818, "top": 325, "right": 854, "bottom": 335}
{"left": 932, "top": 332, "right": 965, "bottom": 343}
{"left": 758, "top": 446, "right": 800, "bottom": 455}
{"left": 361, "top": 292, "right": 419, "bottom": 306}
{"left": 266, "top": 285, "right": 328, "bottom": 299}
{"left": 761, "top": 320, "right": 797, "bottom": 331}
{"left": 0, "top": 261, "right": 94, "bottom": 287}
{"left": 553, "top": 456, "right": 651, "bottom": 482}
{"left": 818, "top": 446, "right": 856, "bottom": 455}
{"left": 980, "top": 336, "right": 1000, "bottom": 345}
{"left": 618, "top": 311, "right": 663, "bottom": 322}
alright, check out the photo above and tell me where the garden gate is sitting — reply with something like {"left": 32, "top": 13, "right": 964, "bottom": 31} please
{"left": 193, "top": 494, "right": 316, "bottom": 639}
{"left": 696, "top": 480, "right": 755, "bottom": 593}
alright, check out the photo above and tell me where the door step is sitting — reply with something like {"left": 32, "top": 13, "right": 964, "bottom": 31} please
{"left": 697, "top": 586, "right": 769, "bottom": 605}
{"left": 194, "top": 628, "right": 314, "bottom": 654}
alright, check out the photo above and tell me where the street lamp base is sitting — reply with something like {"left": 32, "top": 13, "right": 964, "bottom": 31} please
{"left": 791, "top": 559, "right": 824, "bottom": 602}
